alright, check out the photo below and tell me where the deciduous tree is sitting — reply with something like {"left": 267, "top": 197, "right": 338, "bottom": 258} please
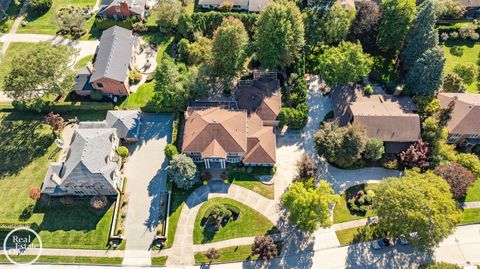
{"left": 296, "top": 153, "right": 315, "bottom": 180}
{"left": 377, "top": 0, "right": 416, "bottom": 54}
{"left": 205, "top": 248, "right": 220, "bottom": 260}
{"left": 44, "top": 112, "right": 64, "bottom": 134}
{"left": 399, "top": 140, "right": 430, "bottom": 171}
{"left": 155, "top": 0, "right": 182, "bottom": 33}
{"left": 434, "top": 163, "right": 476, "bottom": 199}
{"left": 251, "top": 236, "right": 278, "bottom": 260}
{"left": 453, "top": 63, "right": 478, "bottom": 85}
{"left": 364, "top": 138, "right": 385, "bottom": 161}
{"left": 443, "top": 72, "right": 464, "bottom": 92}
{"left": 375, "top": 170, "right": 462, "bottom": 251}
{"left": 349, "top": 0, "right": 381, "bottom": 52}
{"left": 167, "top": 154, "right": 198, "bottom": 189}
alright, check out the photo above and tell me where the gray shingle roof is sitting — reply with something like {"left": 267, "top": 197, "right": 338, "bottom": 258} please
{"left": 105, "top": 110, "right": 141, "bottom": 139}
{"left": 90, "top": 26, "right": 134, "bottom": 82}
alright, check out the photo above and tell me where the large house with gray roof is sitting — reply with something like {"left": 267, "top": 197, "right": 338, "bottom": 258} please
{"left": 73, "top": 26, "right": 135, "bottom": 97}
{"left": 79, "top": 110, "right": 142, "bottom": 142}
{"left": 42, "top": 128, "right": 122, "bottom": 196}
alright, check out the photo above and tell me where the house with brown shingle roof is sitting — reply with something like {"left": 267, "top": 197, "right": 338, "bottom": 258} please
{"left": 438, "top": 92, "right": 480, "bottom": 146}
{"left": 331, "top": 85, "right": 421, "bottom": 153}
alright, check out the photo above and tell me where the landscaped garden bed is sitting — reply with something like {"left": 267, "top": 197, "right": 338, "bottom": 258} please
{"left": 333, "top": 183, "right": 379, "bottom": 224}
{"left": 193, "top": 198, "right": 274, "bottom": 244}
{"left": 227, "top": 166, "right": 275, "bottom": 199}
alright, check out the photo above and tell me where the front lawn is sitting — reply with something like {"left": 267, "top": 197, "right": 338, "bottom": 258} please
{"left": 335, "top": 225, "right": 384, "bottom": 246}
{"left": 194, "top": 245, "right": 256, "bottom": 265}
{"left": 193, "top": 198, "right": 274, "bottom": 244}
{"left": 228, "top": 171, "right": 274, "bottom": 200}
{"left": 0, "top": 111, "right": 115, "bottom": 249}
{"left": 0, "top": 255, "right": 122, "bottom": 265}
{"left": 333, "top": 183, "right": 379, "bottom": 224}
{"left": 74, "top": 54, "right": 95, "bottom": 70}
{"left": 151, "top": 256, "right": 168, "bottom": 266}
{"left": 460, "top": 208, "right": 480, "bottom": 225}
{"left": 0, "top": 43, "right": 33, "bottom": 89}
{"left": 17, "top": 0, "right": 96, "bottom": 35}
{"left": 442, "top": 40, "right": 480, "bottom": 93}
{"left": 465, "top": 179, "right": 480, "bottom": 203}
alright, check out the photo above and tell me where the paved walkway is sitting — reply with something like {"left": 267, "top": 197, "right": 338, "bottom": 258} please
{"left": 166, "top": 181, "right": 278, "bottom": 266}
{"left": 332, "top": 217, "right": 377, "bottom": 231}
{"left": 122, "top": 114, "right": 173, "bottom": 266}
{"left": 462, "top": 201, "right": 480, "bottom": 209}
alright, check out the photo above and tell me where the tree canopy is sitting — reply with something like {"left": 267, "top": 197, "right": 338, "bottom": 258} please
{"left": 377, "top": 0, "right": 416, "bottom": 54}
{"left": 167, "top": 154, "right": 199, "bottom": 189}
{"left": 349, "top": 0, "right": 381, "bottom": 52}
{"left": 375, "top": 170, "right": 462, "bottom": 251}
{"left": 254, "top": 0, "right": 304, "bottom": 70}
{"left": 155, "top": 0, "right": 182, "bottom": 33}
{"left": 405, "top": 46, "right": 445, "bottom": 95}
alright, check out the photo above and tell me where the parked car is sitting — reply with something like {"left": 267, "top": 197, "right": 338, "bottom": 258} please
{"left": 397, "top": 232, "right": 419, "bottom": 246}
{"left": 371, "top": 238, "right": 395, "bottom": 250}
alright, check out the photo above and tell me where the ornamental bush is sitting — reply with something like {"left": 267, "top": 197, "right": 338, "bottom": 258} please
{"left": 433, "top": 163, "right": 475, "bottom": 199}
{"left": 348, "top": 189, "right": 375, "bottom": 213}
{"left": 29, "top": 188, "right": 42, "bottom": 200}
{"left": 252, "top": 236, "right": 278, "bottom": 260}
{"left": 456, "top": 153, "right": 480, "bottom": 177}
{"left": 117, "top": 146, "right": 129, "bottom": 158}
{"left": 164, "top": 144, "right": 179, "bottom": 160}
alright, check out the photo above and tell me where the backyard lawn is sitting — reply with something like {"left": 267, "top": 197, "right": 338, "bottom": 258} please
{"left": 194, "top": 245, "right": 257, "bottom": 264}
{"left": 333, "top": 184, "right": 379, "bottom": 224}
{"left": 229, "top": 171, "right": 274, "bottom": 200}
{"left": 193, "top": 197, "right": 274, "bottom": 244}
{"left": 442, "top": 40, "right": 480, "bottom": 93}
{"left": 0, "top": 43, "right": 33, "bottom": 89}
{"left": 151, "top": 256, "right": 168, "bottom": 266}
{"left": 0, "top": 111, "right": 116, "bottom": 250}
{"left": 17, "top": 0, "right": 96, "bottom": 35}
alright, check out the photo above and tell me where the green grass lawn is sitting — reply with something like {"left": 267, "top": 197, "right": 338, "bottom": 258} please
{"left": 74, "top": 54, "right": 94, "bottom": 70}
{"left": 0, "top": 111, "right": 115, "bottom": 249}
{"left": 335, "top": 225, "right": 384, "bottom": 246}
{"left": 0, "top": 43, "right": 34, "bottom": 89}
{"left": 333, "top": 183, "right": 379, "bottom": 224}
{"left": 228, "top": 171, "right": 274, "bottom": 200}
{"left": 442, "top": 40, "right": 480, "bottom": 93}
{"left": 335, "top": 227, "right": 362, "bottom": 245}
{"left": 193, "top": 197, "right": 274, "bottom": 244}
{"left": 194, "top": 245, "right": 257, "bottom": 265}
{"left": 465, "top": 179, "right": 480, "bottom": 202}
{"left": 151, "top": 256, "right": 168, "bottom": 266}
{"left": 17, "top": 0, "right": 96, "bottom": 35}
{"left": 460, "top": 208, "right": 480, "bottom": 225}
{"left": 0, "top": 255, "right": 122, "bottom": 265}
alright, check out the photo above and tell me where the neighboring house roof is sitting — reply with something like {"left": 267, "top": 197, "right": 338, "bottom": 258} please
{"left": 183, "top": 107, "right": 248, "bottom": 155}
{"left": 248, "top": 0, "right": 270, "bottom": 12}
{"left": 235, "top": 79, "right": 281, "bottom": 122}
{"left": 42, "top": 128, "right": 119, "bottom": 194}
{"left": 331, "top": 85, "right": 421, "bottom": 142}
{"left": 99, "top": 0, "right": 146, "bottom": 16}
{"left": 73, "top": 68, "right": 94, "bottom": 92}
{"left": 456, "top": 0, "right": 480, "bottom": 8}
{"left": 90, "top": 26, "right": 134, "bottom": 83}
{"left": 198, "top": 0, "right": 249, "bottom": 7}
{"left": 105, "top": 110, "right": 141, "bottom": 139}
{"left": 438, "top": 92, "right": 480, "bottom": 135}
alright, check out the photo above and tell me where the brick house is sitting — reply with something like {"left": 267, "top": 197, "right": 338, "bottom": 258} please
{"left": 438, "top": 92, "right": 480, "bottom": 147}
{"left": 98, "top": 0, "right": 146, "bottom": 20}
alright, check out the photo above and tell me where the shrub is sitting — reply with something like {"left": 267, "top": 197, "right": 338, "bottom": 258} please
{"left": 167, "top": 154, "right": 198, "bottom": 189}
{"left": 164, "top": 144, "right": 179, "bottom": 160}
{"left": 363, "top": 85, "right": 374, "bottom": 95}
{"left": 456, "top": 153, "right": 480, "bottom": 177}
{"left": 348, "top": 189, "right": 375, "bottom": 213}
{"left": 453, "top": 63, "right": 478, "bottom": 85}
{"left": 296, "top": 153, "right": 315, "bottom": 179}
{"left": 443, "top": 73, "right": 463, "bottom": 92}
{"left": 129, "top": 69, "right": 142, "bottom": 84}
{"left": 29, "top": 0, "right": 52, "bottom": 14}
{"left": 399, "top": 140, "right": 430, "bottom": 171}
{"left": 382, "top": 157, "right": 399, "bottom": 170}
{"left": 132, "top": 22, "right": 148, "bottom": 32}
{"left": 246, "top": 167, "right": 253, "bottom": 173}
{"left": 364, "top": 138, "right": 384, "bottom": 161}
{"left": 29, "top": 188, "right": 42, "bottom": 200}
{"left": 433, "top": 163, "right": 475, "bottom": 199}
{"left": 90, "top": 195, "right": 108, "bottom": 209}
{"left": 270, "top": 165, "right": 277, "bottom": 175}
{"left": 59, "top": 196, "right": 74, "bottom": 205}
{"left": 146, "top": 73, "right": 155, "bottom": 82}
{"left": 440, "top": 32, "right": 449, "bottom": 41}
{"left": 205, "top": 248, "right": 220, "bottom": 260}
{"left": 458, "top": 25, "right": 476, "bottom": 39}
{"left": 471, "top": 32, "right": 480, "bottom": 40}
{"left": 449, "top": 31, "right": 459, "bottom": 39}
{"left": 219, "top": 1, "right": 233, "bottom": 11}
{"left": 449, "top": 46, "right": 464, "bottom": 57}
{"left": 89, "top": 90, "right": 104, "bottom": 101}
{"left": 117, "top": 146, "right": 129, "bottom": 158}
{"left": 252, "top": 236, "right": 278, "bottom": 260}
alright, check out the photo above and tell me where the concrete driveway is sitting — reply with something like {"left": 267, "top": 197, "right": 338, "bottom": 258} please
{"left": 122, "top": 113, "right": 173, "bottom": 265}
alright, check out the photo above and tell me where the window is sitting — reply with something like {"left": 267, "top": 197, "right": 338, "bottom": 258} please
{"left": 447, "top": 133, "right": 462, "bottom": 144}
{"left": 97, "top": 82, "right": 104, "bottom": 88}
{"left": 469, "top": 134, "right": 480, "bottom": 139}
{"left": 115, "top": 6, "right": 120, "bottom": 12}
{"left": 227, "top": 157, "right": 240, "bottom": 163}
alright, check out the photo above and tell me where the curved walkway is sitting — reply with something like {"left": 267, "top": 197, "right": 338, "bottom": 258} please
{"left": 166, "top": 181, "right": 278, "bottom": 266}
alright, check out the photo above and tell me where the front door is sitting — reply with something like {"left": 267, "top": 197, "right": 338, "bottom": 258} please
{"left": 205, "top": 158, "right": 226, "bottom": 169}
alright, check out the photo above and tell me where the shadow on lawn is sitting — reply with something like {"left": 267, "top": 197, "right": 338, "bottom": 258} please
{"left": 0, "top": 115, "right": 55, "bottom": 177}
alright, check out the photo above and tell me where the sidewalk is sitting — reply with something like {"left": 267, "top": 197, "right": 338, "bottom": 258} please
{"left": 20, "top": 248, "right": 124, "bottom": 258}
{"left": 462, "top": 201, "right": 480, "bottom": 209}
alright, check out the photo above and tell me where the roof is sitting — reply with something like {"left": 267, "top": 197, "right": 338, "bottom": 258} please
{"left": 248, "top": 0, "right": 270, "bottom": 12}
{"left": 455, "top": 0, "right": 480, "bottom": 8}
{"left": 99, "top": 0, "right": 146, "bottom": 15}
{"left": 331, "top": 85, "right": 421, "bottom": 142}
{"left": 235, "top": 79, "right": 281, "bottom": 122}
{"left": 198, "top": 0, "right": 249, "bottom": 7}
{"left": 183, "top": 107, "right": 247, "bottom": 156}
{"left": 42, "top": 128, "right": 119, "bottom": 193}
{"left": 244, "top": 113, "right": 276, "bottom": 164}
{"left": 72, "top": 68, "right": 94, "bottom": 92}
{"left": 438, "top": 92, "right": 480, "bottom": 135}
{"left": 91, "top": 26, "right": 134, "bottom": 83}
{"left": 105, "top": 110, "right": 141, "bottom": 139}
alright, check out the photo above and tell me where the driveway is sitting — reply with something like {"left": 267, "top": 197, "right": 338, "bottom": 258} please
{"left": 122, "top": 113, "right": 173, "bottom": 265}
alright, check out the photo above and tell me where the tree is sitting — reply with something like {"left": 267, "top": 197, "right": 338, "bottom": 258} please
{"left": 305, "top": 5, "right": 355, "bottom": 49}
{"left": 211, "top": 17, "right": 248, "bottom": 81}
{"left": 349, "top": 0, "right": 381, "bottom": 52}
{"left": 399, "top": 140, "right": 430, "bottom": 171}
{"left": 434, "top": 163, "right": 476, "bottom": 199}
{"left": 364, "top": 138, "right": 385, "bottom": 161}
{"left": 251, "top": 236, "right": 278, "bottom": 260}
{"left": 167, "top": 154, "right": 198, "bottom": 189}
{"left": 453, "top": 63, "right": 478, "bottom": 85}
{"left": 278, "top": 107, "right": 308, "bottom": 129}
{"left": 178, "top": 34, "right": 212, "bottom": 66}
{"left": 165, "top": 144, "right": 179, "bottom": 160}
{"left": 377, "top": 0, "right": 416, "bottom": 54}
{"left": 117, "top": 146, "right": 129, "bottom": 158}
{"left": 422, "top": 117, "right": 456, "bottom": 165}
{"left": 44, "top": 112, "right": 64, "bottom": 134}
{"left": 400, "top": 0, "right": 438, "bottom": 72}
{"left": 456, "top": 153, "right": 480, "bottom": 177}
{"left": 205, "top": 248, "right": 220, "bottom": 260}
{"left": 29, "top": 0, "right": 52, "bottom": 14}
{"left": 208, "top": 204, "right": 232, "bottom": 230}
{"left": 4, "top": 43, "right": 76, "bottom": 104}
{"left": 296, "top": 153, "right": 315, "bottom": 179}
{"left": 155, "top": 0, "right": 182, "bottom": 33}
{"left": 439, "top": 0, "right": 465, "bottom": 19}
{"left": 315, "top": 41, "right": 373, "bottom": 85}
{"left": 254, "top": 0, "right": 304, "bottom": 70}
{"left": 375, "top": 170, "right": 462, "bottom": 251}
{"left": 29, "top": 188, "right": 41, "bottom": 201}
{"left": 413, "top": 95, "right": 440, "bottom": 119}
{"left": 281, "top": 179, "right": 339, "bottom": 232}
{"left": 443, "top": 72, "right": 463, "bottom": 92}
{"left": 55, "top": 6, "right": 88, "bottom": 37}
{"left": 405, "top": 47, "right": 445, "bottom": 95}
{"left": 420, "top": 262, "right": 462, "bottom": 269}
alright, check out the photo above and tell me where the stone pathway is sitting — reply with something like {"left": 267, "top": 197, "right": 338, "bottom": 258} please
{"left": 166, "top": 181, "right": 278, "bottom": 266}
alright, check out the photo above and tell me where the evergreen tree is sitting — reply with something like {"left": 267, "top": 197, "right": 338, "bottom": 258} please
{"left": 405, "top": 47, "right": 445, "bottom": 95}
{"left": 400, "top": 0, "right": 438, "bottom": 71}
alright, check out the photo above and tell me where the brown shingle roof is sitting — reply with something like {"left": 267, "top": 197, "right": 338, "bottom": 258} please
{"left": 244, "top": 113, "right": 276, "bottom": 164}
{"left": 235, "top": 79, "right": 281, "bottom": 122}
{"left": 438, "top": 92, "right": 480, "bottom": 135}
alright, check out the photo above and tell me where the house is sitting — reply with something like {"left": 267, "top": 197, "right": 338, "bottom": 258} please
{"left": 331, "top": 85, "right": 421, "bottom": 153}
{"left": 98, "top": 0, "right": 146, "bottom": 20}
{"left": 438, "top": 92, "right": 480, "bottom": 146}
{"left": 182, "top": 107, "right": 276, "bottom": 168}
{"left": 73, "top": 26, "right": 135, "bottom": 97}
{"left": 198, "top": 0, "right": 270, "bottom": 12}
{"left": 455, "top": 0, "right": 480, "bottom": 17}
{"left": 41, "top": 128, "right": 123, "bottom": 196}
{"left": 79, "top": 110, "right": 142, "bottom": 142}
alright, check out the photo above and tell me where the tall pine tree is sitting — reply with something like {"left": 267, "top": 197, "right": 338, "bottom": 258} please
{"left": 405, "top": 47, "right": 445, "bottom": 95}
{"left": 400, "top": 0, "right": 438, "bottom": 71}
